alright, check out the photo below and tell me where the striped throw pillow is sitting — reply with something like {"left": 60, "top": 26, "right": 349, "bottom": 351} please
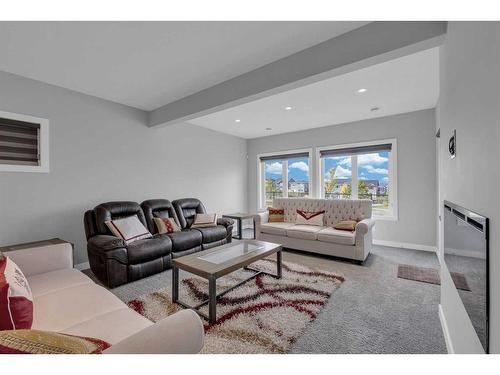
{"left": 268, "top": 207, "right": 284, "bottom": 223}
{"left": 0, "top": 330, "right": 110, "bottom": 354}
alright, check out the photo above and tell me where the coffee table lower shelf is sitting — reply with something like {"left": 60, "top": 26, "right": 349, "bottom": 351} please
{"left": 171, "top": 242, "right": 282, "bottom": 324}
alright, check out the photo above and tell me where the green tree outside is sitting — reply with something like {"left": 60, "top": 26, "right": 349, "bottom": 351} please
{"left": 324, "top": 167, "right": 337, "bottom": 194}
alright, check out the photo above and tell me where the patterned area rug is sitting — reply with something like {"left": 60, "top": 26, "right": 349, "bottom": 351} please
{"left": 127, "top": 259, "right": 344, "bottom": 353}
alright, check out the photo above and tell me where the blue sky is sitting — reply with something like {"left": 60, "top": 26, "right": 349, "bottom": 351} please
{"left": 264, "top": 157, "right": 309, "bottom": 181}
{"left": 265, "top": 152, "right": 389, "bottom": 185}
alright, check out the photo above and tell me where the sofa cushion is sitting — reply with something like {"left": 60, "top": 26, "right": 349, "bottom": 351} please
{"left": 295, "top": 209, "right": 325, "bottom": 226}
{"left": 32, "top": 283, "right": 125, "bottom": 332}
{"left": 126, "top": 235, "right": 172, "bottom": 264}
{"left": 167, "top": 230, "right": 203, "bottom": 252}
{"left": 317, "top": 227, "right": 356, "bottom": 245}
{"left": 333, "top": 220, "right": 358, "bottom": 231}
{"left": 191, "top": 213, "right": 217, "bottom": 228}
{"left": 194, "top": 225, "right": 227, "bottom": 243}
{"left": 260, "top": 222, "right": 296, "bottom": 236}
{"left": 172, "top": 198, "right": 207, "bottom": 229}
{"left": 27, "top": 269, "right": 93, "bottom": 298}
{"left": 61, "top": 308, "right": 152, "bottom": 345}
{"left": 286, "top": 225, "right": 324, "bottom": 240}
{"left": 154, "top": 217, "right": 181, "bottom": 234}
{"left": 268, "top": 208, "right": 285, "bottom": 222}
{"left": 0, "top": 329, "right": 111, "bottom": 354}
{"left": 0, "top": 256, "right": 33, "bottom": 330}
{"left": 105, "top": 215, "right": 152, "bottom": 244}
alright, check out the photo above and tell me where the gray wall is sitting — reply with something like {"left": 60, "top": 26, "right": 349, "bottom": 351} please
{"left": 437, "top": 22, "right": 500, "bottom": 353}
{"left": 247, "top": 109, "right": 437, "bottom": 248}
{"left": 0, "top": 71, "right": 248, "bottom": 264}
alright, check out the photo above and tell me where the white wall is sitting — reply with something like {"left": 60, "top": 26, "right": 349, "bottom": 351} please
{"left": 0, "top": 71, "right": 248, "bottom": 264}
{"left": 247, "top": 109, "right": 437, "bottom": 248}
{"left": 437, "top": 22, "right": 500, "bottom": 353}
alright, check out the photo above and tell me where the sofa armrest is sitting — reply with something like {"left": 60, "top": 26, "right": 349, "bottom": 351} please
{"left": 87, "top": 235, "right": 128, "bottom": 266}
{"left": 88, "top": 235, "right": 126, "bottom": 251}
{"left": 253, "top": 212, "right": 268, "bottom": 239}
{"left": 4, "top": 242, "right": 73, "bottom": 277}
{"left": 103, "top": 310, "right": 205, "bottom": 354}
{"left": 254, "top": 211, "right": 269, "bottom": 225}
{"left": 355, "top": 218, "right": 375, "bottom": 236}
{"left": 218, "top": 217, "right": 234, "bottom": 228}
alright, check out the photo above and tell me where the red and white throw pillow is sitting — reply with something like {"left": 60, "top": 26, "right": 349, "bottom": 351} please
{"left": 268, "top": 207, "right": 285, "bottom": 223}
{"left": 105, "top": 215, "right": 152, "bottom": 244}
{"left": 191, "top": 213, "right": 218, "bottom": 228}
{"left": 154, "top": 217, "right": 181, "bottom": 234}
{"left": 296, "top": 209, "right": 325, "bottom": 226}
{"left": 0, "top": 255, "right": 34, "bottom": 331}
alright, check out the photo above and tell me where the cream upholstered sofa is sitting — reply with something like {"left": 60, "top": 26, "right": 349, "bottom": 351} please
{"left": 5, "top": 241, "right": 204, "bottom": 354}
{"left": 255, "top": 198, "right": 375, "bottom": 263}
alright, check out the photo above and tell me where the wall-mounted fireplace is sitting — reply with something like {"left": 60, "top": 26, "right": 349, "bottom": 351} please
{"left": 443, "top": 200, "right": 489, "bottom": 353}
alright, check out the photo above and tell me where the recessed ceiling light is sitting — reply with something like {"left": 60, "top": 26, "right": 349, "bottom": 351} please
{"left": 265, "top": 127, "right": 272, "bottom": 131}
{"left": 235, "top": 119, "right": 241, "bottom": 123}
{"left": 371, "top": 107, "right": 379, "bottom": 112}
{"left": 357, "top": 88, "right": 367, "bottom": 93}
{"left": 285, "top": 106, "right": 292, "bottom": 110}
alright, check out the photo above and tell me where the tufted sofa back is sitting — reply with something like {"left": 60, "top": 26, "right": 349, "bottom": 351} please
{"left": 272, "top": 198, "right": 372, "bottom": 225}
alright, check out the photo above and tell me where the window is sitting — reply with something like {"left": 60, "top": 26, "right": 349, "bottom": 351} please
{"left": 258, "top": 150, "right": 311, "bottom": 209}
{"left": 319, "top": 140, "right": 397, "bottom": 219}
{"left": 0, "top": 111, "right": 49, "bottom": 172}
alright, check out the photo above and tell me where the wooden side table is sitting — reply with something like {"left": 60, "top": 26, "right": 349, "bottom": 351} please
{"left": 222, "top": 213, "right": 257, "bottom": 240}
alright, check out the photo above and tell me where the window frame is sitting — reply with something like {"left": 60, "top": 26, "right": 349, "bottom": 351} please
{"left": 0, "top": 110, "right": 49, "bottom": 173}
{"left": 257, "top": 148, "right": 313, "bottom": 210}
{"left": 316, "top": 138, "right": 398, "bottom": 221}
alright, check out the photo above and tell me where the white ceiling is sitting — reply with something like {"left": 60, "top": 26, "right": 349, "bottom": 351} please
{"left": 188, "top": 47, "right": 440, "bottom": 139}
{"left": 0, "top": 21, "right": 368, "bottom": 110}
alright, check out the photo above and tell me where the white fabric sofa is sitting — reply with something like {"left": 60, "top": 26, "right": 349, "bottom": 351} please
{"left": 255, "top": 198, "right": 375, "bottom": 263}
{"left": 5, "top": 241, "right": 204, "bottom": 354}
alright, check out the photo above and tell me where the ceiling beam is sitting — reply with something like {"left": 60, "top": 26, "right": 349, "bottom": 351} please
{"left": 149, "top": 21, "right": 447, "bottom": 128}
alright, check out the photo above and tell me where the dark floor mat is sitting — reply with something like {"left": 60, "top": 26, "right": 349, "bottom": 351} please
{"left": 397, "top": 264, "right": 470, "bottom": 291}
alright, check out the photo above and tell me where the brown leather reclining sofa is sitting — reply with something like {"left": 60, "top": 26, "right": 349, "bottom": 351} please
{"left": 83, "top": 198, "right": 234, "bottom": 288}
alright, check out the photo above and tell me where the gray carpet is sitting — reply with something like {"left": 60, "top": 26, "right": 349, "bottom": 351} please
{"left": 85, "top": 244, "right": 447, "bottom": 354}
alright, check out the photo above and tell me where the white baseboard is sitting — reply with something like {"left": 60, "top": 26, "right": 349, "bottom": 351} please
{"left": 373, "top": 239, "right": 437, "bottom": 253}
{"left": 74, "top": 261, "right": 90, "bottom": 270}
{"left": 439, "top": 304, "right": 454, "bottom": 354}
{"left": 444, "top": 247, "right": 486, "bottom": 260}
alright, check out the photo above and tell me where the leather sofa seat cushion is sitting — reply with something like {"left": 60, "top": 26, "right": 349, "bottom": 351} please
{"left": 286, "top": 225, "right": 324, "bottom": 240}
{"left": 194, "top": 225, "right": 227, "bottom": 243}
{"left": 260, "top": 222, "right": 296, "bottom": 236}
{"left": 27, "top": 269, "right": 93, "bottom": 298}
{"left": 126, "top": 235, "right": 172, "bottom": 264}
{"left": 171, "top": 246, "right": 202, "bottom": 258}
{"left": 32, "top": 283, "right": 126, "bottom": 332}
{"left": 167, "top": 230, "right": 202, "bottom": 252}
{"left": 317, "top": 227, "right": 356, "bottom": 245}
{"left": 61, "top": 308, "right": 152, "bottom": 345}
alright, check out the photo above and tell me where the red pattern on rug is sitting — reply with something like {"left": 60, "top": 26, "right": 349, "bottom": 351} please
{"left": 127, "top": 259, "right": 344, "bottom": 353}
